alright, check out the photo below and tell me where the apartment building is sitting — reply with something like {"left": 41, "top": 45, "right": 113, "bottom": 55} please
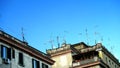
{"left": 0, "top": 30, "right": 54, "bottom": 68}
{"left": 47, "top": 42, "right": 120, "bottom": 68}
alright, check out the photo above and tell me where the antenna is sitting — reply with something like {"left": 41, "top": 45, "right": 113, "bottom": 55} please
{"left": 63, "top": 31, "right": 68, "bottom": 44}
{"left": 108, "top": 37, "right": 110, "bottom": 45}
{"left": 49, "top": 33, "right": 54, "bottom": 49}
{"left": 100, "top": 36, "right": 103, "bottom": 43}
{"left": 110, "top": 45, "right": 114, "bottom": 54}
{"left": 108, "top": 38, "right": 114, "bottom": 54}
{"left": 63, "top": 37, "right": 66, "bottom": 44}
{"left": 49, "top": 40, "right": 54, "bottom": 49}
{"left": 21, "top": 27, "right": 25, "bottom": 42}
{"left": 85, "top": 28, "right": 89, "bottom": 44}
{"left": 94, "top": 25, "right": 101, "bottom": 44}
{"left": 21, "top": 27, "right": 28, "bottom": 45}
{"left": 94, "top": 31, "right": 97, "bottom": 44}
{"left": 57, "top": 36, "right": 60, "bottom": 48}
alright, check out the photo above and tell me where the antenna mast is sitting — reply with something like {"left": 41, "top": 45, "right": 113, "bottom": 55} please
{"left": 57, "top": 36, "right": 60, "bottom": 48}
{"left": 85, "top": 28, "right": 89, "bottom": 44}
{"left": 63, "top": 31, "right": 68, "bottom": 44}
{"left": 94, "top": 31, "right": 97, "bottom": 44}
{"left": 21, "top": 27, "right": 25, "bottom": 42}
{"left": 49, "top": 34, "right": 54, "bottom": 49}
{"left": 100, "top": 36, "right": 103, "bottom": 43}
{"left": 108, "top": 38, "right": 114, "bottom": 54}
{"left": 94, "top": 25, "right": 101, "bottom": 44}
{"left": 49, "top": 40, "right": 54, "bottom": 49}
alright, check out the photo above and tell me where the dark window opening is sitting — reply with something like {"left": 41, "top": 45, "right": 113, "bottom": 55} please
{"left": 7, "top": 48, "right": 11, "bottom": 60}
{"left": 12, "top": 49, "right": 15, "bottom": 58}
{"left": 32, "top": 59, "right": 40, "bottom": 68}
{"left": 18, "top": 52, "right": 24, "bottom": 66}
{"left": 42, "top": 63, "right": 48, "bottom": 68}
{"left": 1, "top": 45, "right": 11, "bottom": 60}
{"left": 106, "top": 57, "right": 107, "bottom": 64}
{"left": 109, "top": 60, "right": 111, "bottom": 65}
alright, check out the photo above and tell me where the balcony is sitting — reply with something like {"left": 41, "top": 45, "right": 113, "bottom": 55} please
{"left": 72, "top": 56, "right": 99, "bottom": 67}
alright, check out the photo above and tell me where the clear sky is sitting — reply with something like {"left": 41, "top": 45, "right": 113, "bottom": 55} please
{"left": 0, "top": 0, "right": 120, "bottom": 61}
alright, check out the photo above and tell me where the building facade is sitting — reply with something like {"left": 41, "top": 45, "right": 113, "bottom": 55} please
{"left": 47, "top": 42, "right": 120, "bottom": 68}
{"left": 0, "top": 30, "right": 54, "bottom": 68}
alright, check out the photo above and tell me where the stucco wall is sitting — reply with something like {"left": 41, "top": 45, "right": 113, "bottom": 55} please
{"left": 0, "top": 42, "right": 51, "bottom": 68}
{"left": 52, "top": 52, "right": 72, "bottom": 68}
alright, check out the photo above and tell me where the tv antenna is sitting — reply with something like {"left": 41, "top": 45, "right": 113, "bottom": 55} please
{"left": 110, "top": 45, "right": 114, "bottom": 54}
{"left": 49, "top": 33, "right": 54, "bottom": 49}
{"left": 94, "top": 25, "right": 103, "bottom": 44}
{"left": 100, "top": 36, "right": 103, "bottom": 43}
{"left": 94, "top": 31, "right": 99, "bottom": 44}
{"left": 21, "top": 27, "right": 25, "bottom": 42}
{"left": 108, "top": 38, "right": 114, "bottom": 54}
{"left": 57, "top": 36, "right": 60, "bottom": 48}
{"left": 21, "top": 27, "right": 28, "bottom": 45}
{"left": 108, "top": 38, "right": 110, "bottom": 46}
{"left": 49, "top": 40, "right": 54, "bottom": 49}
{"left": 63, "top": 31, "right": 68, "bottom": 44}
{"left": 85, "top": 28, "right": 89, "bottom": 44}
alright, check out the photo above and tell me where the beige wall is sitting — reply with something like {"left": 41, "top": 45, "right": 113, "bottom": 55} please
{"left": 52, "top": 52, "right": 72, "bottom": 68}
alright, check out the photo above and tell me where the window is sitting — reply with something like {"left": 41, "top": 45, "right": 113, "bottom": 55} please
{"left": 42, "top": 63, "right": 48, "bottom": 68}
{"left": 109, "top": 60, "right": 111, "bottom": 65}
{"left": 12, "top": 49, "right": 15, "bottom": 58}
{"left": 1, "top": 45, "right": 11, "bottom": 60}
{"left": 32, "top": 59, "right": 40, "bottom": 68}
{"left": 115, "top": 65, "right": 116, "bottom": 68}
{"left": 105, "top": 57, "right": 107, "bottom": 64}
{"left": 18, "top": 52, "right": 24, "bottom": 66}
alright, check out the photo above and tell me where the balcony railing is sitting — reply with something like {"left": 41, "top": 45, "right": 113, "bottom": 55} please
{"left": 72, "top": 56, "right": 99, "bottom": 67}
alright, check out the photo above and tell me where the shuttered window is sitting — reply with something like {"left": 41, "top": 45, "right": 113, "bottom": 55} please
{"left": 1, "top": 45, "right": 3, "bottom": 58}
{"left": 32, "top": 59, "right": 40, "bottom": 68}
{"left": 1, "top": 45, "right": 11, "bottom": 60}
{"left": 7, "top": 48, "right": 11, "bottom": 60}
{"left": 42, "top": 63, "right": 48, "bottom": 68}
{"left": 12, "top": 49, "right": 15, "bottom": 58}
{"left": 18, "top": 52, "right": 24, "bottom": 66}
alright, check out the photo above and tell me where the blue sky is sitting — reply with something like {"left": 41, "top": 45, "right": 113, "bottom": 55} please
{"left": 0, "top": 0, "right": 120, "bottom": 60}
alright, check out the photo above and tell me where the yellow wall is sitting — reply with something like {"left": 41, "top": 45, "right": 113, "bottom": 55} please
{"left": 98, "top": 51, "right": 103, "bottom": 59}
{"left": 51, "top": 52, "right": 72, "bottom": 68}
{"left": 98, "top": 51, "right": 119, "bottom": 68}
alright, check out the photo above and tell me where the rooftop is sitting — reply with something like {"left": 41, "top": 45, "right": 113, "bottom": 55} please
{"left": 0, "top": 30, "right": 54, "bottom": 65}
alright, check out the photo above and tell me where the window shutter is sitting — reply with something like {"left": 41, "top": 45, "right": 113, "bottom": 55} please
{"left": 7, "top": 48, "right": 11, "bottom": 60}
{"left": 1, "top": 45, "right": 3, "bottom": 58}
{"left": 32, "top": 59, "right": 34, "bottom": 68}
{"left": 19, "top": 52, "right": 24, "bottom": 66}
{"left": 42, "top": 63, "right": 44, "bottom": 68}
{"left": 12, "top": 49, "right": 15, "bottom": 58}
{"left": 36, "top": 61, "right": 40, "bottom": 68}
{"left": 46, "top": 65, "right": 48, "bottom": 68}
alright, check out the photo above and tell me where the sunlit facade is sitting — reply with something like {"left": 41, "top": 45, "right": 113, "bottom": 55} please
{"left": 47, "top": 42, "right": 120, "bottom": 68}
